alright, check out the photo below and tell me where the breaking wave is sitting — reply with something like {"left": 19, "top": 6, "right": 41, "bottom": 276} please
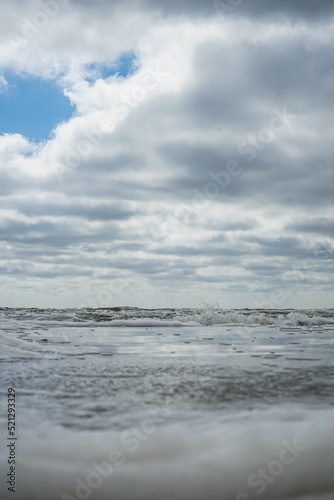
{"left": 1, "top": 307, "right": 333, "bottom": 328}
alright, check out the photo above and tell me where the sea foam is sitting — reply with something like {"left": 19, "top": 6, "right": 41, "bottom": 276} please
{"left": 1, "top": 406, "right": 334, "bottom": 500}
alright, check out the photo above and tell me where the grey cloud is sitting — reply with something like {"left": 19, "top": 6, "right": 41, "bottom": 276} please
{"left": 137, "top": 36, "right": 334, "bottom": 208}
{"left": 13, "top": 200, "right": 137, "bottom": 221}
{"left": 70, "top": 0, "right": 334, "bottom": 21}
{"left": 245, "top": 236, "right": 315, "bottom": 259}
{"left": 208, "top": 220, "right": 258, "bottom": 233}
{"left": 288, "top": 219, "right": 334, "bottom": 237}
{"left": 245, "top": 263, "right": 283, "bottom": 277}
{"left": 0, "top": 219, "right": 120, "bottom": 247}
{"left": 0, "top": 262, "right": 94, "bottom": 279}
{"left": 150, "top": 245, "right": 239, "bottom": 258}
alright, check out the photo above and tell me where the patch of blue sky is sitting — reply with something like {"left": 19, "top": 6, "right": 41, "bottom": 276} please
{"left": 0, "top": 71, "right": 74, "bottom": 142}
{"left": 0, "top": 52, "right": 137, "bottom": 143}
{"left": 85, "top": 51, "right": 138, "bottom": 82}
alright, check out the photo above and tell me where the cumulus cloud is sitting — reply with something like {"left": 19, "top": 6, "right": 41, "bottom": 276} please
{"left": 0, "top": 0, "right": 333, "bottom": 308}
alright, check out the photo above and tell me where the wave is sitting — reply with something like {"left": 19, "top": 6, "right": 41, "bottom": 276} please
{"left": 182, "top": 309, "right": 334, "bottom": 327}
{"left": 1, "top": 405, "right": 334, "bottom": 500}
{"left": 1, "top": 307, "right": 334, "bottom": 329}
{"left": 0, "top": 330, "right": 46, "bottom": 360}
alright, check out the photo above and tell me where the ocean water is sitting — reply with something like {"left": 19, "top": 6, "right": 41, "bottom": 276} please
{"left": 0, "top": 307, "right": 334, "bottom": 500}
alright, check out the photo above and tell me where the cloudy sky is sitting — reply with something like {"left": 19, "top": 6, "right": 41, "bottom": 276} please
{"left": 0, "top": 0, "right": 333, "bottom": 309}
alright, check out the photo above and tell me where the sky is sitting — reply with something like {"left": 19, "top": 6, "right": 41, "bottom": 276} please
{"left": 0, "top": 0, "right": 333, "bottom": 309}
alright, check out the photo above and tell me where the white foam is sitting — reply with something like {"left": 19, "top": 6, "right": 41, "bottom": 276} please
{"left": 0, "top": 331, "right": 45, "bottom": 360}
{"left": 100, "top": 319, "right": 201, "bottom": 327}
{"left": 1, "top": 406, "right": 334, "bottom": 499}
{"left": 34, "top": 318, "right": 201, "bottom": 328}
{"left": 181, "top": 309, "right": 334, "bottom": 327}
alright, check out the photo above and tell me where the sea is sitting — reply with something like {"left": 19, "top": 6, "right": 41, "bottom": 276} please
{"left": 0, "top": 307, "right": 334, "bottom": 500}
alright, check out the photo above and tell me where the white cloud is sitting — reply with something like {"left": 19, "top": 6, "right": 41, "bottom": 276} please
{"left": 0, "top": 75, "right": 7, "bottom": 92}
